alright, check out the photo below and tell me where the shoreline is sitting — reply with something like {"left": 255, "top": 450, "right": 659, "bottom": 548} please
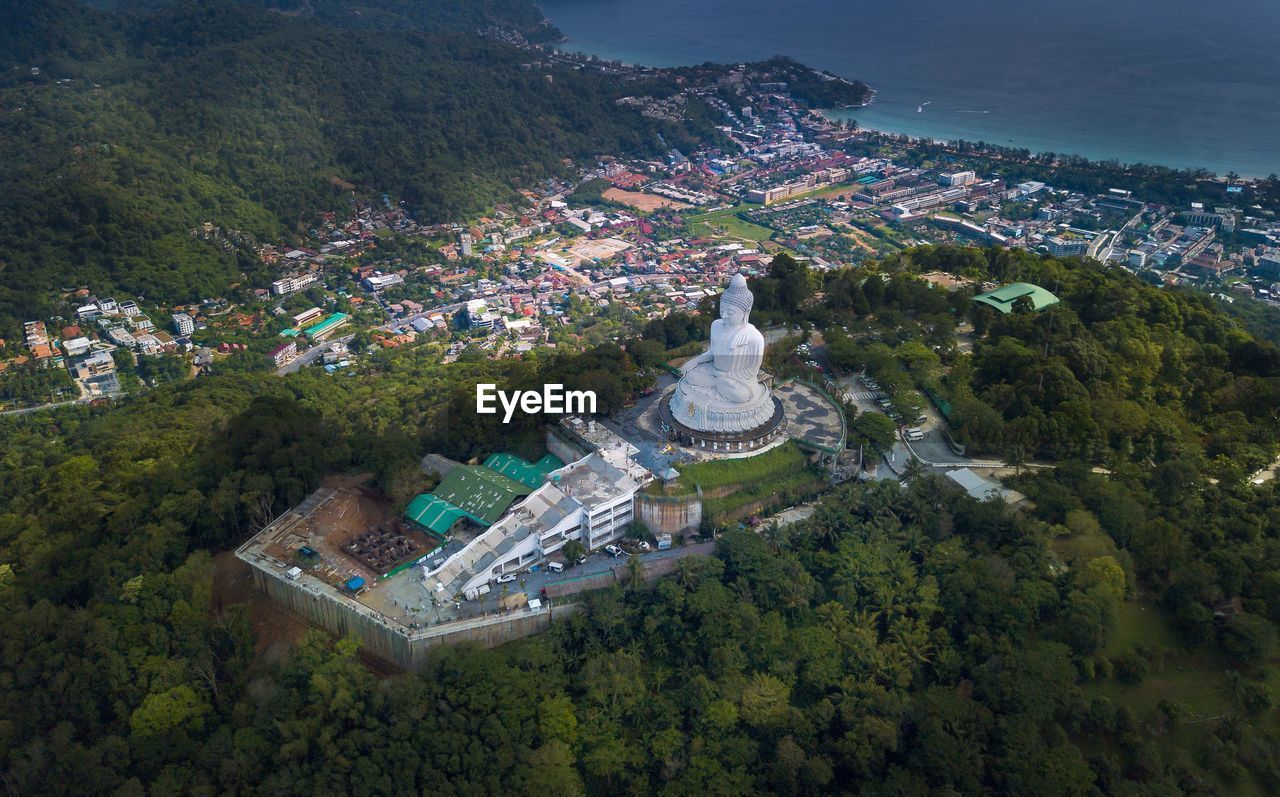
{"left": 534, "top": 6, "right": 1276, "bottom": 179}
{"left": 821, "top": 114, "right": 1271, "bottom": 181}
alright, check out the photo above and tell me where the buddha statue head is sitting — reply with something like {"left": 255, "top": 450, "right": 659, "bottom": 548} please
{"left": 719, "top": 273, "right": 754, "bottom": 326}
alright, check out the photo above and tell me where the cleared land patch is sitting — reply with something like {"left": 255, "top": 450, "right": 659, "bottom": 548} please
{"left": 603, "top": 187, "right": 690, "bottom": 211}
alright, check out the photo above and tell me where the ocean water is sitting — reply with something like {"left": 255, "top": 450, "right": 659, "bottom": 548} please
{"left": 537, "top": 0, "right": 1280, "bottom": 176}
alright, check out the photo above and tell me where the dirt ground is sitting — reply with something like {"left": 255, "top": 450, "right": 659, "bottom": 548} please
{"left": 603, "top": 187, "right": 691, "bottom": 211}
{"left": 212, "top": 550, "right": 407, "bottom": 677}
{"left": 212, "top": 550, "right": 309, "bottom": 662}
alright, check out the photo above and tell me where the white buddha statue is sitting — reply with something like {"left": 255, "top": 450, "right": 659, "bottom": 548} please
{"left": 669, "top": 273, "right": 776, "bottom": 433}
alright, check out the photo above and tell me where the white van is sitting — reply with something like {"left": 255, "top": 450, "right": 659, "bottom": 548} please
{"left": 547, "top": 561, "right": 564, "bottom": 573}
{"left": 906, "top": 428, "right": 925, "bottom": 442}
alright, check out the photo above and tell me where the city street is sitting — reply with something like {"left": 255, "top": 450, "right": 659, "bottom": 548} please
{"left": 276, "top": 333, "right": 356, "bottom": 375}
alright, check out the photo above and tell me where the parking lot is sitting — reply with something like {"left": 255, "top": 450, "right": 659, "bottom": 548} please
{"left": 833, "top": 373, "right": 981, "bottom": 477}
{"left": 365, "top": 538, "right": 705, "bottom": 628}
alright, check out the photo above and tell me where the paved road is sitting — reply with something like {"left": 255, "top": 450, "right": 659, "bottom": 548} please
{"left": 277, "top": 333, "right": 356, "bottom": 375}
{"left": 0, "top": 396, "right": 94, "bottom": 416}
{"left": 416, "top": 543, "right": 705, "bottom": 625}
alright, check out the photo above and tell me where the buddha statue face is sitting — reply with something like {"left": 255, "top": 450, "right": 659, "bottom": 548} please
{"left": 720, "top": 302, "right": 744, "bottom": 327}
{"left": 719, "top": 274, "right": 753, "bottom": 328}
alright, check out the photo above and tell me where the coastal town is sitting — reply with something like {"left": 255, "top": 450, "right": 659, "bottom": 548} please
{"left": 4, "top": 62, "right": 1278, "bottom": 413}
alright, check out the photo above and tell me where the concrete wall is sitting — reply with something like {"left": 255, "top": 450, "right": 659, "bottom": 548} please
{"left": 636, "top": 490, "right": 703, "bottom": 534}
{"left": 546, "top": 426, "right": 589, "bottom": 467}
{"left": 249, "top": 564, "right": 578, "bottom": 672}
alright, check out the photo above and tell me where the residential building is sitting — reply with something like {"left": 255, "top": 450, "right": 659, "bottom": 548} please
{"left": 172, "top": 313, "right": 194, "bottom": 336}
{"left": 363, "top": 273, "right": 404, "bottom": 291}
{"left": 272, "top": 272, "right": 319, "bottom": 296}
{"left": 1045, "top": 235, "right": 1089, "bottom": 257}
{"left": 269, "top": 341, "right": 298, "bottom": 367}
{"left": 73, "top": 350, "right": 116, "bottom": 380}
{"left": 465, "top": 299, "right": 501, "bottom": 330}
{"left": 62, "top": 337, "right": 92, "bottom": 357}
{"left": 939, "top": 170, "right": 976, "bottom": 187}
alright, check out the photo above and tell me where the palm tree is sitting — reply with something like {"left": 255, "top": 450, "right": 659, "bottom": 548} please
{"left": 762, "top": 519, "right": 790, "bottom": 553}
{"left": 673, "top": 558, "right": 698, "bottom": 591}
{"left": 623, "top": 555, "right": 645, "bottom": 591}
{"left": 901, "top": 455, "right": 926, "bottom": 484}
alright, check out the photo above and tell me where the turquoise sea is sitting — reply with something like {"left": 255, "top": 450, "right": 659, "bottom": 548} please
{"left": 537, "top": 0, "right": 1280, "bottom": 176}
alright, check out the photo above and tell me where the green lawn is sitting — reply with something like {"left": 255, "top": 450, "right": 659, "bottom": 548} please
{"left": 686, "top": 206, "right": 776, "bottom": 243}
{"left": 654, "top": 442, "right": 828, "bottom": 521}
{"left": 662, "top": 442, "right": 809, "bottom": 495}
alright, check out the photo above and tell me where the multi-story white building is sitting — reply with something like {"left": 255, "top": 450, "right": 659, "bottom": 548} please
{"left": 1046, "top": 235, "right": 1089, "bottom": 257}
{"left": 422, "top": 452, "right": 648, "bottom": 599}
{"left": 172, "top": 313, "right": 194, "bottom": 336}
{"left": 940, "top": 170, "right": 976, "bottom": 187}
{"left": 272, "top": 273, "right": 319, "bottom": 296}
{"left": 363, "top": 273, "right": 404, "bottom": 291}
{"left": 465, "top": 298, "right": 501, "bottom": 330}
{"left": 62, "top": 337, "right": 92, "bottom": 357}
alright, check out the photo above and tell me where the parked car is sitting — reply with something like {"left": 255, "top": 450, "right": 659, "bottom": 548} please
{"left": 494, "top": 572, "right": 518, "bottom": 584}
{"left": 605, "top": 544, "right": 624, "bottom": 557}
{"left": 637, "top": 540, "right": 651, "bottom": 551}
{"left": 547, "top": 561, "right": 564, "bottom": 573}
{"left": 576, "top": 555, "right": 587, "bottom": 565}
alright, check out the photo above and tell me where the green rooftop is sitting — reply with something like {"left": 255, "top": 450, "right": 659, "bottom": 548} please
{"left": 534, "top": 453, "right": 565, "bottom": 473}
{"left": 484, "top": 453, "right": 552, "bottom": 490}
{"left": 972, "top": 283, "right": 1060, "bottom": 314}
{"left": 403, "top": 493, "right": 478, "bottom": 537}
{"left": 302, "top": 312, "right": 350, "bottom": 337}
{"left": 432, "top": 465, "right": 531, "bottom": 525}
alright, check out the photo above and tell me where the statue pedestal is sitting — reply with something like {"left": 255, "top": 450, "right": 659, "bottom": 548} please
{"left": 658, "top": 385, "right": 787, "bottom": 455}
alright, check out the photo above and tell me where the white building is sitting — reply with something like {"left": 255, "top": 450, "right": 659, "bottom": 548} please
{"left": 172, "top": 313, "right": 194, "bottom": 336}
{"left": 62, "top": 337, "right": 92, "bottom": 357}
{"left": 465, "top": 299, "right": 500, "bottom": 330}
{"left": 272, "top": 273, "right": 319, "bottom": 296}
{"left": 423, "top": 452, "right": 648, "bottom": 599}
{"left": 939, "top": 170, "right": 976, "bottom": 187}
{"left": 107, "top": 327, "right": 136, "bottom": 348}
{"left": 363, "top": 273, "right": 404, "bottom": 291}
{"left": 1046, "top": 235, "right": 1089, "bottom": 257}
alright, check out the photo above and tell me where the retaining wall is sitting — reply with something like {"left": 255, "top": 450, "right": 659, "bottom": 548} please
{"left": 249, "top": 565, "right": 577, "bottom": 672}
{"left": 636, "top": 489, "right": 703, "bottom": 534}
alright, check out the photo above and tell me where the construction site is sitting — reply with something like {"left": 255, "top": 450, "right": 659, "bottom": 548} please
{"left": 234, "top": 408, "right": 830, "bottom": 671}
{"left": 235, "top": 478, "right": 583, "bottom": 671}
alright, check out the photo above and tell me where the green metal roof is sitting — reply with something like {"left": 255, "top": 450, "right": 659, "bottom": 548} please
{"left": 302, "top": 312, "right": 350, "bottom": 336}
{"left": 403, "top": 493, "right": 476, "bottom": 537}
{"left": 433, "top": 465, "right": 531, "bottom": 525}
{"left": 483, "top": 453, "right": 551, "bottom": 490}
{"left": 971, "top": 283, "right": 1060, "bottom": 314}
{"left": 534, "top": 453, "right": 565, "bottom": 473}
